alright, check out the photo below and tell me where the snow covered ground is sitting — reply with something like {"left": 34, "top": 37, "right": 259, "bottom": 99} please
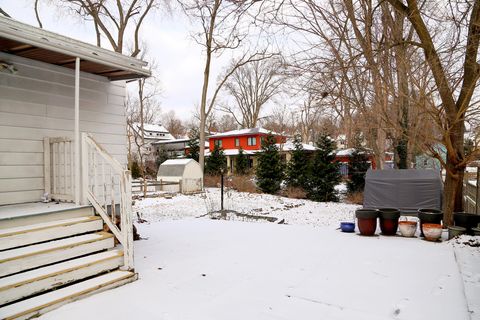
{"left": 39, "top": 189, "right": 479, "bottom": 320}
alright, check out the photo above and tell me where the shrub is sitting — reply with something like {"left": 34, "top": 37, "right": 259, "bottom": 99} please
{"left": 256, "top": 133, "right": 284, "bottom": 194}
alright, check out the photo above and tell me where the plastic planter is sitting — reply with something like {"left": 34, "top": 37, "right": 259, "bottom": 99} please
{"left": 355, "top": 209, "right": 378, "bottom": 236}
{"left": 448, "top": 226, "right": 466, "bottom": 240}
{"left": 378, "top": 208, "right": 400, "bottom": 236}
{"left": 453, "top": 212, "right": 480, "bottom": 235}
{"left": 418, "top": 209, "right": 442, "bottom": 237}
{"left": 340, "top": 222, "right": 355, "bottom": 233}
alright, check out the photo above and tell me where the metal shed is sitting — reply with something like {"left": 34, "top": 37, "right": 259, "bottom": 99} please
{"left": 157, "top": 159, "right": 203, "bottom": 194}
{"left": 363, "top": 169, "right": 443, "bottom": 213}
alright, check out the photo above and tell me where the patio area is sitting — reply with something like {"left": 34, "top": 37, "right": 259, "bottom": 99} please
{"left": 38, "top": 218, "right": 474, "bottom": 320}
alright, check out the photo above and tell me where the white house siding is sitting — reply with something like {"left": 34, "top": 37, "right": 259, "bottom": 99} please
{"left": 0, "top": 52, "right": 128, "bottom": 205}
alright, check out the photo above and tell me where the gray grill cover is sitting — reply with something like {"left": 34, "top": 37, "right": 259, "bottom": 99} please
{"left": 363, "top": 169, "right": 443, "bottom": 211}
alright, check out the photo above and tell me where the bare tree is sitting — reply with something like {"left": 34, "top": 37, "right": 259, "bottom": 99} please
{"left": 180, "top": 0, "right": 275, "bottom": 170}
{"left": 220, "top": 56, "right": 284, "bottom": 128}
{"left": 56, "top": 0, "right": 161, "bottom": 55}
{"left": 385, "top": 0, "right": 480, "bottom": 224}
{"left": 216, "top": 114, "right": 238, "bottom": 132}
{"left": 162, "top": 110, "right": 186, "bottom": 138}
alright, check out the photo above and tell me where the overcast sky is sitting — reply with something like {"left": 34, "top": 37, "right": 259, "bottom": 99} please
{"left": 0, "top": 0, "right": 230, "bottom": 120}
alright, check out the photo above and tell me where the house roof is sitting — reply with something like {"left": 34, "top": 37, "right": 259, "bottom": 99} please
{"left": 207, "top": 128, "right": 284, "bottom": 139}
{"left": 136, "top": 123, "right": 169, "bottom": 133}
{"left": 0, "top": 16, "right": 150, "bottom": 81}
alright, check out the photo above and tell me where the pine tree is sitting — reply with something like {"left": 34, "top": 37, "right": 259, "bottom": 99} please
{"left": 205, "top": 145, "right": 226, "bottom": 175}
{"left": 286, "top": 134, "right": 309, "bottom": 189}
{"left": 256, "top": 133, "right": 284, "bottom": 194}
{"left": 187, "top": 128, "right": 200, "bottom": 162}
{"left": 346, "top": 147, "right": 370, "bottom": 194}
{"left": 305, "top": 134, "right": 341, "bottom": 202}
{"left": 236, "top": 147, "right": 249, "bottom": 175}
{"left": 156, "top": 147, "right": 169, "bottom": 167}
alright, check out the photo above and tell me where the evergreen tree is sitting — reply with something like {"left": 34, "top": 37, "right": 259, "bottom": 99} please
{"left": 187, "top": 128, "right": 200, "bottom": 162}
{"left": 130, "top": 160, "right": 141, "bottom": 179}
{"left": 346, "top": 147, "right": 370, "bottom": 194}
{"left": 286, "top": 134, "right": 309, "bottom": 189}
{"left": 205, "top": 145, "right": 226, "bottom": 175}
{"left": 236, "top": 147, "right": 249, "bottom": 175}
{"left": 256, "top": 133, "right": 284, "bottom": 194}
{"left": 305, "top": 134, "right": 341, "bottom": 202}
{"left": 156, "top": 147, "right": 169, "bottom": 167}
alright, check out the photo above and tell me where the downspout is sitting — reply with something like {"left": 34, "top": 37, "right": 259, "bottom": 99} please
{"left": 74, "top": 57, "right": 80, "bottom": 205}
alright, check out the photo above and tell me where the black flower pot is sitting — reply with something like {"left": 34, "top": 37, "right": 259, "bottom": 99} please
{"left": 453, "top": 212, "right": 480, "bottom": 236}
{"left": 418, "top": 208, "right": 442, "bottom": 237}
{"left": 378, "top": 208, "right": 400, "bottom": 236}
{"left": 355, "top": 209, "right": 378, "bottom": 236}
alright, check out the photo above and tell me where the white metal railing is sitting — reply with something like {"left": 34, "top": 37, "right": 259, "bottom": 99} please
{"left": 81, "top": 133, "right": 134, "bottom": 270}
{"left": 44, "top": 137, "right": 75, "bottom": 202}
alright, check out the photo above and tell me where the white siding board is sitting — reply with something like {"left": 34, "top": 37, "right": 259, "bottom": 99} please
{"left": 0, "top": 53, "right": 128, "bottom": 205}
{"left": 0, "top": 190, "right": 43, "bottom": 206}
{"left": 0, "top": 74, "right": 107, "bottom": 104}
{"left": 0, "top": 166, "right": 43, "bottom": 179}
{"left": 0, "top": 139, "right": 43, "bottom": 153}
{"left": 0, "top": 153, "right": 43, "bottom": 166}
{"left": 0, "top": 87, "right": 125, "bottom": 116}
{"left": 0, "top": 99, "right": 47, "bottom": 116}
{"left": 0, "top": 112, "right": 126, "bottom": 135}
{"left": 0, "top": 178, "right": 43, "bottom": 193}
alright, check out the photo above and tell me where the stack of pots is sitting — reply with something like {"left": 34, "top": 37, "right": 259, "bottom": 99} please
{"left": 453, "top": 212, "right": 480, "bottom": 236}
{"left": 378, "top": 208, "right": 401, "bottom": 236}
{"left": 417, "top": 209, "right": 442, "bottom": 237}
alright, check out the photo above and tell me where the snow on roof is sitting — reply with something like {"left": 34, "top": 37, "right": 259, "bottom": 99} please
{"left": 208, "top": 128, "right": 284, "bottom": 138}
{"left": 134, "top": 123, "right": 169, "bottom": 133}
{"left": 161, "top": 159, "right": 194, "bottom": 165}
{"left": 335, "top": 148, "right": 356, "bottom": 156}
{"left": 278, "top": 141, "right": 316, "bottom": 152}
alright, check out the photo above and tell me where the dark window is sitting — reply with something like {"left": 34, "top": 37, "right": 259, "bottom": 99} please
{"left": 214, "top": 140, "right": 222, "bottom": 148}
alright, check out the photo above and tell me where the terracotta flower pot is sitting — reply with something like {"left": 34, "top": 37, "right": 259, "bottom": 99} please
{"left": 423, "top": 223, "right": 442, "bottom": 241}
{"left": 418, "top": 209, "right": 442, "bottom": 237}
{"left": 355, "top": 209, "right": 378, "bottom": 236}
{"left": 398, "top": 221, "right": 417, "bottom": 237}
{"left": 453, "top": 212, "right": 480, "bottom": 235}
{"left": 378, "top": 208, "right": 400, "bottom": 236}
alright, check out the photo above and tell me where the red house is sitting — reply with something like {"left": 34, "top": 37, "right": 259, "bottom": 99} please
{"left": 207, "top": 128, "right": 290, "bottom": 173}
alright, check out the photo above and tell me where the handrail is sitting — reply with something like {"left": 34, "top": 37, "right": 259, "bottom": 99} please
{"left": 81, "top": 133, "right": 134, "bottom": 270}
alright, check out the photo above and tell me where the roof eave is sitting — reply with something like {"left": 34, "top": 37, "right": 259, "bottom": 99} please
{"left": 0, "top": 16, "right": 151, "bottom": 80}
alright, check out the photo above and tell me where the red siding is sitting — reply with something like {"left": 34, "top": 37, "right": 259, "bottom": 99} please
{"left": 209, "top": 133, "right": 285, "bottom": 151}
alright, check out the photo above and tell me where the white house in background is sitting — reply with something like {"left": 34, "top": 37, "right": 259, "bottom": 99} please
{"left": 129, "top": 122, "right": 174, "bottom": 160}
{"left": 0, "top": 16, "right": 149, "bottom": 318}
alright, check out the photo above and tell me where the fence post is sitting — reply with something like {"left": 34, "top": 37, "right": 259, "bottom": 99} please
{"left": 476, "top": 169, "right": 480, "bottom": 214}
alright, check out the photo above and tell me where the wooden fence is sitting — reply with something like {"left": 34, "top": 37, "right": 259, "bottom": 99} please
{"left": 463, "top": 167, "right": 479, "bottom": 214}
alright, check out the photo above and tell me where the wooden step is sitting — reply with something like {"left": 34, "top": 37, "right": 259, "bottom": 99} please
{"left": 0, "top": 205, "right": 94, "bottom": 229}
{"left": 0, "top": 216, "right": 103, "bottom": 251}
{"left": 0, "top": 232, "right": 114, "bottom": 277}
{"left": 0, "top": 249, "right": 124, "bottom": 305}
{"left": 0, "top": 270, "right": 136, "bottom": 320}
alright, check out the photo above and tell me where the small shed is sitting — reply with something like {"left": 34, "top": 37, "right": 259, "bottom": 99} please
{"left": 363, "top": 169, "right": 443, "bottom": 213}
{"left": 157, "top": 159, "right": 203, "bottom": 194}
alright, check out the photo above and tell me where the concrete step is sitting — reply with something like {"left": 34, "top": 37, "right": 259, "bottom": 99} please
{"left": 0, "top": 249, "right": 124, "bottom": 305}
{"left": 0, "top": 216, "right": 103, "bottom": 251}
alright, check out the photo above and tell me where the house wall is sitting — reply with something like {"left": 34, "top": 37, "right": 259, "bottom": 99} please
{"left": 209, "top": 134, "right": 285, "bottom": 151}
{"left": 0, "top": 52, "right": 128, "bottom": 205}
